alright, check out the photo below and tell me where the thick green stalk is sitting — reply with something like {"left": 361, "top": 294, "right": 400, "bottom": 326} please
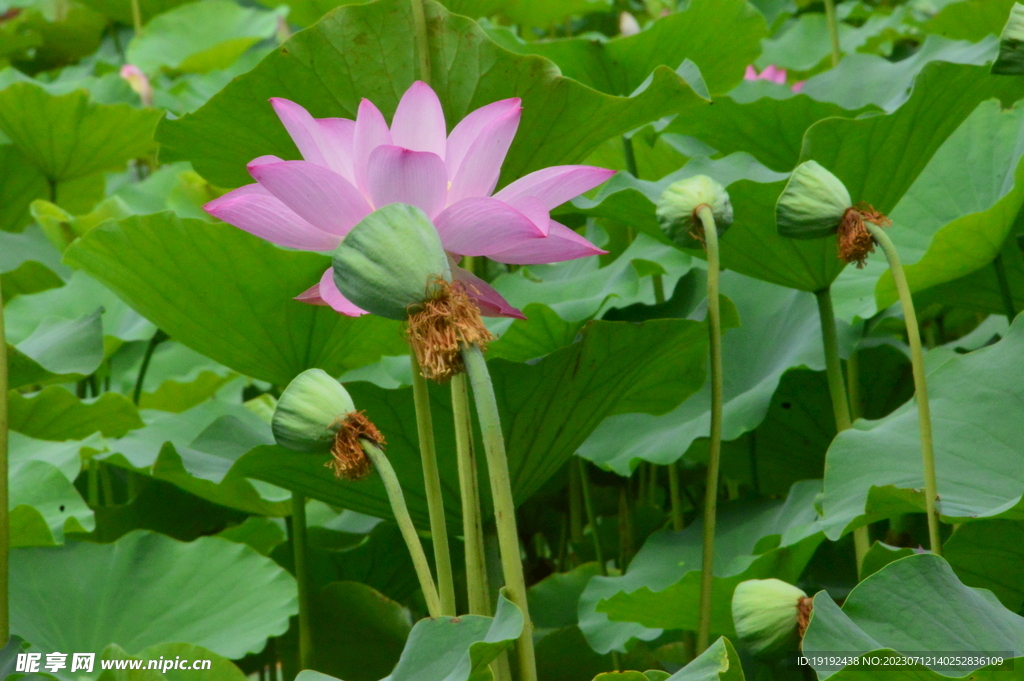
{"left": 695, "top": 205, "right": 723, "bottom": 654}
{"left": 578, "top": 459, "right": 606, "bottom": 575}
{"left": 994, "top": 253, "right": 1017, "bottom": 321}
{"left": 291, "top": 493, "right": 313, "bottom": 670}
{"left": 814, "top": 288, "right": 869, "bottom": 571}
{"left": 847, "top": 349, "right": 862, "bottom": 421}
{"left": 823, "top": 0, "right": 840, "bottom": 67}
{"left": 0, "top": 278, "right": 8, "bottom": 646}
{"left": 452, "top": 373, "right": 490, "bottom": 615}
{"left": 462, "top": 345, "right": 536, "bottom": 681}
{"left": 362, "top": 440, "right": 443, "bottom": 616}
{"left": 410, "top": 0, "right": 432, "bottom": 85}
{"left": 133, "top": 329, "right": 166, "bottom": 405}
{"left": 668, "top": 461, "right": 683, "bottom": 531}
{"left": 410, "top": 354, "right": 457, "bottom": 615}
{"left": 865, "top": 224, "right": 942, "bottom": 555}
{"left": 130, "top": 0, "right": 142, "bottom": 32}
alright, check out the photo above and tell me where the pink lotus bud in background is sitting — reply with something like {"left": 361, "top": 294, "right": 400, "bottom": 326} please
{"left": 120, "top": 64, "right": 153, "bottom": 107}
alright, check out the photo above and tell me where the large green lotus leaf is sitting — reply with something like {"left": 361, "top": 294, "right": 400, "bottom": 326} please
{"left": 0, "top": 145, "right": 49, "bottom": 232}
{"left": 487, "top": 303, "right": 585, "bottom": 363}
{"left": 579, "top": 271, "right": 833, "bottom": 475}
{"left": 802, "top": 554, "right": 1024, "bottom": 678}
{"left": 529, "top": 562, "right": 603, "bottom": 631}
{"left": 944, "top": 519, "right": 1024, "bottom": 613}
{"left": 236, "top": 317, "right": 708, "bottom": 529}
{"left": 156, "top": 0, "right": 708, "bottom": 190}
{"left": 0, "top": 225, "right": 66, "bottom": 303}
{"left": 925, "top": 0, "right": 1016, "bottom": 41}
{"left": 799, "top": 36, "right": 1000, "bottom": 112}
{"left": 827, "top": 659, "right": 1022, "bottom": 681}
{"left": 9, "top": 386, "right": 143, "bottom": 440}
{"left": 309, "top": 582, "right": 411, "bottom": 681}
{"left": 9, "top": 432, "right": 96, "bottom": 546}
{"left": 872, "top": 100, "right": 1024, "bottom": 309}
{"left": 663, "top": 95, "right": 872, "bottom": 173}
{"left": 10, "top": 530, "right": 297, "bottom": 658}
{"left": 7, "top": 309, "right": 104, "bottom": 389}
{"left": 536, "top": 626, "right": 614, "bottom": 681}
{"left": 127, "top": 0, "right": 284, "bottom": 74}
{"left": 385, "top": 591, "right": 522, "bottom": 681}
{"left": 97, "top": 400, "right": 292, "bottom": 516}
{"left": 7, "top": 1, "right": 107, "bottom": 74}
{"left": 256, "top": 0, "right": 369, "bottom": 27}
{"left": 579, "top": 481, "right": 822, "bottom": 654}
{"left": 495, "top": 0, "right": 609, "bottom": 29}
{"left": 6, "top": 270, "right": 155, "bottom": 345}
{"left": 64, "top": 212, "right": 407, "bottom": 386}
{"left": 663, "top": 637, "right": 743, "bottom": 681}
{"left": 97, "top": 642, "right": 247, "bottom": 681}
{"left": 914, "top": 233, "right": 1024, "bottom": 316}
{"left": 802, "top": 62, "right": 1024, "bottom": 217}
{"left": 0, "top": 82, "right": 161, "bottom": 182}
{"left": 492, "top": 234, "right": 696, "bottom": 323}
{"left": 486, "top": 0, "right": 765, "bottom": 96}
{"left": 819, "top": 315, "right": 1024, "bottom": 540}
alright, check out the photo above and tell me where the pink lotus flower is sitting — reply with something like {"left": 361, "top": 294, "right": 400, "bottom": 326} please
{"left": 744, "top": 64, "right": 805, "bottom": 93}
{"left": 204, "top": 81, "right": 615, "bottom": 319}
{"left": 120, "top": 64, "right": 153, "bottom": 107}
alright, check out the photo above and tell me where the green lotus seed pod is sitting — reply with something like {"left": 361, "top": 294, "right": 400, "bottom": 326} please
{"left": 993, "top": 3, "right": 1024, "bottom": 75}
{"left": 272, "top": 368, "right": 355, "bottom": 453}
{"left": 776, "top": 161, "right": 852, "bottom": 239}
{"left": 333, "top": 203, "right": 451, "bottom": 320}
{"left": 656, "top": 175, "right": 733, "bottom": 247}
{"left": 731, "top": 578, "right": 809, "bottom": 659}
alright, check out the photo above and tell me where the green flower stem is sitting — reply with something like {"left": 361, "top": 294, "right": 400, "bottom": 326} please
{"left": 847, "top": 348, "right": 862, "bottom": 421}
{"left": 451, "top": 373, "right": 490, "bottom": 615}
{"left": 695, "top": 205, "right": 723, "bottom": 654}
{"left": 865, "top": 223, "right": 942, "bottom": 556}
{"left": 569, "top": 462, "right": 584, "bottom": 545}
{"left": 130, "top": 0, "right": 142, "bottom": 32}
{"left": 410, "top": 0, "right": 432, "bottom": 85}
{"left": 410, "top": 353, "right": 457, "bottom": 616}
{"left": 0, "top": 278, "right": 8, "bottom": 646}
{"left": 668, "top": 461, "right": 684, "bottom": 531}
{"left": 361, "top": 440, "right": 443, "bottom": 617}
{"left": 290, "top": 492, "right": 313, "bottom": 670}
{"left": 994, "top": 253, "right": 1017, "bottom": 321}
{"left": 823, "top": 0, "right": 841, "bottom": 67}
{"left": 133, "top": 329, "right": 167, "bottom": 405}
{"left": 578, "top": 459, "right": 606, "bottom": 575}
{"left": 814, "top": 288, "right": 869, "bottom": 571}
{"left": 462, "top": 344, "right": 537, "bottom": 681}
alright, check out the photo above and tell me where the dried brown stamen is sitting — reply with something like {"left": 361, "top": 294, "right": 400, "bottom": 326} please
{"left": 328, "top": 410, "right": 385, "bottom": 480}
{"left": 405, "top": 277, "right": 495, "bottom": 382}
{"left": 838, "top": 203, "right": 891, "bottom": 268}
{"left": 797, "top": 595, "right": 814, "bottom": 640}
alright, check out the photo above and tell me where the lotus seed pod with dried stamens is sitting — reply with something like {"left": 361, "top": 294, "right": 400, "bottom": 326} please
{"left": 776, "top": 161, "right": 852, "bottom": 239}
{"left": 993, "top": 3, "right": 1024, "bottom": 75}
{"left": 731, "top": 578, "right": 812, "bottom": 659}
{"left": 656, "top": 175, "right": 733, "bottom": 247}
{"left": 332, "top": 203, "right": 451, "bottom": 321}
{"left": 271, "top": 369, "right": 385, "bottom": 480}
{"left": 272, "top": 369, "right": 356, "bottom": 453}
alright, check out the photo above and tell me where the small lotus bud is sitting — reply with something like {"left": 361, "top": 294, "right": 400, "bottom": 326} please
{"left": 271, "top": 369, "right": 385, "bottom": 480}
{"left": 776, "top": 161, "right": 852, "bottom": 240}
{"left": 731, "top": 578, "right": 812, "bottom": 659}
{"left": 120, "top": 64, "right": 153, "bottom": 107}
{"left": 656, "top": 175, "right": 733, "bottom": 248}
{"left": 332, "top": 203, "right": 450, "bottom": 321}
{"left": 992, "top": 3, "right": 1024, "bottom": 75}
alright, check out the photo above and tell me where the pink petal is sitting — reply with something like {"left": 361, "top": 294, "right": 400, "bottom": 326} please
{"left": 744, "top": 65, "right": 758, "bottom": 80}
{"left": 446, "top": 106, "right": 521, "bottom": 205}
{"left": 294, "top": 268, "right": 368, "bottom": 316}
{"left": 493, "top": 166, "right": 616, "bottom": 211}
{"left": 445, "top": 98, "right": 520, "bottom": 189}
{"left": 390, "top": 81, "right": 447, "bottom": 159}
{"left": 761, "top": 64, "right": 786, "bottom": 84}
{"left": 791, "top": 81, "right": 805, "bottom": 93}
{"left": 500, "top": 195, "right": 549, "bottom": 236}
{"left": 248, "top": 160, "right": 372, "bottom": 238}
{"left": 487, "top": 220, "right": 607, "bottom": 265}
{"left": 366, "top": 145, "right": 447, "bottom": 218}
{"left": 269, "top": 99, "right": 357, "bottom": 180}
{"left": 450, "top": 264, "right": 525, "bottom": 319}
{"left": 204, "top": 184, "right": 341, "bottom": 252}
{"left": 434, "top": 197, "right": 545, "bottom": 256}
{"left": 318, "top": 117, "right": 356, "bottom": 184}
{"left": 353, "top": 99, "right": 393, "bottom": 196}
